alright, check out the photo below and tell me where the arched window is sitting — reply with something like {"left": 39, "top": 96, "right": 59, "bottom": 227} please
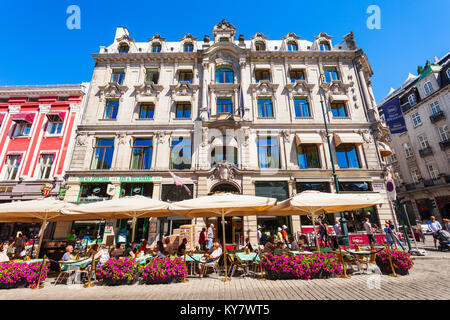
{"left": 255, "top": 41, "right": 266, "bottom": 51}
{"left": 184, "top": 42, "right": 193, "bottom": 52}
{"left": 319, "top": 41, "right": 331, "bottom": 51}
{"left": 215, "top": 66, "right": 234, "bottom": 83}
{"left": 118, "top": 43, "right": 129, "bottom": 53}
{"left": 287, "top": 41, "right": 298, "bottom": 51}
{"left": 152, "top": 43, "right": 161, "bottom": 53}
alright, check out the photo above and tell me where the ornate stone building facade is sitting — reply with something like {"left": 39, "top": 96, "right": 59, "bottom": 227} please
{"left": 60, "top": 20, "right": 394, "bottom": 245}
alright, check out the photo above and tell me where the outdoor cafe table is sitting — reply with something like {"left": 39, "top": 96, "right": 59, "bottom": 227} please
{"left": 25, "top": 259, "right": 44, "bottom": 264}
{"left": 61, "top": 258, "right": 92, "bottom": 271}
{"left": 135, "top": 254, "right": 153, "bottom": 264}
{"left": 289, "top": 251, "right": 313, "bottom": 256}
{"left": 345, "top": 250, "right": 373, "bottom": 256}
{"left": 183, "top": 254, "right": 204, "bottom": 276}
{"left": 235, "top": 252, "right": 260, "bottom": 277}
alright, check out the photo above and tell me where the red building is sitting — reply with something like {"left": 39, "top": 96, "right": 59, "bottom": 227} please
{"left": 0, "top": 84, "right": 88, "bottom": 239}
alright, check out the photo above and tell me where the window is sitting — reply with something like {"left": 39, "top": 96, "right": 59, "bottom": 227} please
{"left": 294, "top": 98, "right": 310, "bottom": 118}
{"left": 297, "top": 144, "right": 320, "bottom": 168}
{"left": 319, "top": 41, "right": 331, "bottom": 51}
{"left": 91, "top": 138, "right": 114, "bottom": 169}
{"left": 438, "top": 125, "right": 449, "bottom": 142}
{"left": 179, "top": 70, "right": 193, "bottom": 84}
{"left": 411, "top": 111, "right": 422, "bottom": 127}
{"left": 336, "top": 144, "right": 360, "bottom": 168}
{"left": 219, "top": 37, "right": 229, "bottom": 42}
{"left": 296, "top": 182, "right": 330, "bottom": 193}
{"left": 258, "top": 137, "right": 280, "bottom": 169}
{"left": 338, "top": 182, "right": 371, "bottom": 192}
{"left": 323, "top": 67, "right": 339, "bottom": 83}
{"left": 183, "top": 43, "right": 193, "bottom": 52}
{"left": 217, "top": 98, "right": 232, "bottom": 114}
{"left": 38, "top": 154, "right": 54, "bottom": 179}
{"left": 331, "top": 102, "right": 348, "bottom": 117}
{"left": 131, "top": 138, "right": 153, "bottom": 170}
{"left": 138, "top": 103, "right": 154, "bottom": 119}
{"left": 447, "top": 68, "right": 450, "bottom": 79}
{"left": 255, "top": 69, "right": 270, "bottom": 82}
{"left": 4, "top": 155, "right": 21, "bottom": 180}
{"left": 161, "top": 184, "right": 194, "bottom": 201}
{"left": 104, "top": 100, "right": 119, "bottom": 120}
{"left": 118, "top": 43, "right": 129, "bottom": 53}
{"left": 418, "top": 135, "right": 430, "bottom": 150}
{"left": 411, "top": 169, "right": 421, "bottom": 184}
{"left": 79, "top": 183, "right": 110, "bottom": 203}
{"left": 255, "top": 181, "right": 289, "bottom": 201}
{"left": 13, "top": 122, "right": 32, "bottom": 137}
{"left": 408, "top": 94, "right": 417, "bottom": 106}
{"left": 111, "top": 69, "right": 125, "bottom": 85}
{"left": 427, "top": 164, "right": 439, "bottom": 180}
{"left": 170, "top": 137, "right": 191, "bottom": 170}
{"left": 289, "top": 69, "right": 305, "bottom": 83}
{"left": 145, "top": 68, "right": 159, "bottom": 84}
{"left": 424, "top": 81, "right": 433, "bottom": 95}
{"left": 175, "top": 102, "right": 191, "bottom": 119}
{"left": 403, "top": 143, "right": 413, "bottom": 157}
{"left": 389, "top": 152, "right": 397, "bottom": 163}
{"left": 215, "top": 66, "right": 234, "bottom": 83}
{"left": 287, "top": 41, "right": 298, "bottom": 51}
{"left": 255, "top": 41, "right": 266, "bottom": 51}
{"left": 47, "top": 120, "right": 63, "bottom": 135}
{"left": 430, "top": 101, "right": 441, "bottom": 115}
{"left": 211, "top": 146, "right": 238, "bottom": 167}
{"left": 257, "top": 98, "right": 273, "bottom": 118}
{"left": 152, "top": 43, "right": 161, "bottom": 53}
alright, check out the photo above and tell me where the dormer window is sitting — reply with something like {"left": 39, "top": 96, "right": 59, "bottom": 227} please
{"left": 255, "top": 69, "right": 271, "bottom": 82}
{"left": 319, "top": 41, "right": 331, "bottom": 51}
{"left": 408, "top": 94, "right": 417, "bottom": 106}
{"left": 118, "top": 43, "right": 129, "bottom": 53}
{"left": 287, "top": 41, "right": 298, "bottom": 51}
{"left": 216, "top": 66, "right": 234, "bottom": 83}
{"left": 184, "top": 43, "right": 194, "bottom": 52}
{"left": 424, "top": 81, "right": 433, "bottom": 95}
{"left": 152, "top": 43, "right": 162, "bottom": 53}
{"left": 255, "top": 41, "right": 266, "bottom": 51}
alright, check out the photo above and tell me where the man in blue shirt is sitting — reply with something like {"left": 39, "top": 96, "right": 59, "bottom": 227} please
{"left": 428, "top": 216, "right": 442, "bottom": 248}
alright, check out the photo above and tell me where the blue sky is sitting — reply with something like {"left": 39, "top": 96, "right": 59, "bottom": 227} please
{"left": 0, "top": 0, "right": 448, "bottom": 102}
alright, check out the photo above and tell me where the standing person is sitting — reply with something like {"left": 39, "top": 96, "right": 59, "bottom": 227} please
{"left": 14, "top": 232, "right": 24, "bottom": 258}
{"left": 242, "top": 238, "right": 253, "bottom": 252}
{"left": 334, "top": 219, "right": 342, "bottom": 236}
{"left": 387, "top": 220, "right": 405, "bottom": 250}
{"left": 322, "top": 223, "right": 330, "bottom": 247}
{"left": 164, "top": 237, "right": 174, "bottom": 256}
{"left": 260, "top": 228, "right": 268, "bottom": 247}
{"left": 257, "top": 225, "right": 262, "bottom": 245}
{"left": 0, "top": 243, "right": 9, "bottom": 262}
{"left": 198, "top": 227, "right": 206, "bottom": 251}
{"left": 276, "top": 227, "right": 284, "bottom": 245}
{"left": 364, "top": 218, "right": 375, "bottom": 247}
{"left": 318, "top": 221, "right": 327, "bottom": 247}
{"left": 177, "top": 238, "right": 187, "bottom": 256}
{"left": 428, "top": 216, "right": 443, "bottom": 248}
{"left": 443, "top": 219, "right": 450, "bottom": 232}
{"left": 281, "top": 225, "right": 289, "bottom": 247}
{"left": 206, "top": 224, "right": 215, "bottom": 250}
{"left": 384, "top": 223, "right": 395, "bottom": 248}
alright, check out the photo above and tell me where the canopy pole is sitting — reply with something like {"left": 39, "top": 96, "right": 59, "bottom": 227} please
{"left": 311, "top": 213, "right": 320, "bottom": 253}
{"left": 36, "top": 214, "right": 48, "bottom": 258}
{"left": 221, "top": 209, "right": 230, "bottom": 282}
{"left": 131, "top": 215, "right": 137, "bottom": 243}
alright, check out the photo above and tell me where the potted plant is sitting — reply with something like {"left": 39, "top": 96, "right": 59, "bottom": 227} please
{"left": 141, "top": 257, "right": 187, "bottom": 285}
{"left": 96, "top": 257, "right": 142, "bottom": 286}
{"left": 375, "top": 248, "right": 414, "bottom": 275}
{"left": 0, "top": 261, "right": 50, "bottom": 289}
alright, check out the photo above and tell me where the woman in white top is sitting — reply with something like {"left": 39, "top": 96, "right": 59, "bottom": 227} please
{"left": 94, "top": 244, "right": 110, "bottom": 265}
{"left": 0, "top": 243, "right": 9, "bottom": 262}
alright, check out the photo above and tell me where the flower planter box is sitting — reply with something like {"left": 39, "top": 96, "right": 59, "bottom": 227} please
{"left": 375, "top": 248, "right": 413, "bottom": 276}
{"left": 375, "top": 260, "right": 409, "bottom": 276}
{"left": 0, "top": 280, "right": 27, "bottom": 289}
{"left": 102, "top": 278, "right": 137, "bottom": 286}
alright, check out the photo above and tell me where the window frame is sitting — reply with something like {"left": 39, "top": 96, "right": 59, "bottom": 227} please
{"left": 424, "top": 81, "right": 433, "bottom": 95}
{"left": 130, "top": 138, "right": 153, "bottom": 170}
{"left": 323, "top": 67, "right": 339, "bottom": 83}
{"left": 330, "top": 102, "right": 348, "bottom": 118}
{"left": 179, "top": 70, "right": 193, "bottom": 84}
{"left": 90, "top": 138, "right": 115, "bottom": 170}
{"left": 257, "top": 98, "right": 274, "bottom": 118}
{"left": 417, "top": 135, "right": 430, "bottom": 150}
{"left": 427, "top": 164, "right": 439, "bottom": 180}
{"left": 175, "top": 102, "right": 191, "bottom": 119}
{"left": 13, "top": 122, "right": 32, "bottom": 137}
{"left": 103, "top": 100, "right": 119, "bottom": 120}
{"left": 111, "top": 69, "right": 125, "bottom": 85}
{"left": 216, "top": 98, "right": 233, "bottom": 114}
{"left": 319, "top": 41, "right": 331, "bottom": 51}
{"left": 3, "top": 154, "right": 21, "bottom": 180}
{"left": 408, "top": 94, "right": 417, "bottom": 106}
{"left": 289, "top": 69, "right": 305, "bottom": 83}
{"left": 145, "top": 68, "right": 159, "bottom": 84}
{"left": 297, "top": 144, "right": 321, "bottom": 169}
{"left": 429, "top": 101, "right": 441, "bottom": 115}
{"left": 138, "top": 103, "right": 155, "bottom": 119}
{"left": 255, "top": 69, "right": 271, "bottom": 82}
{"left": 170, "top": 137, "right": 192, "bottom": 170}
{"left": 411, "top": 111, "right": 422, "bottom": 127}
{"left": 118, "top": 43, "right": 129, "bottom": 53}
{"left": 257, "top": 136, "right": 280, "bottom": 169}
{"left": 403, "top": 143, "right": 413, "bottom": 157}
{"left": 183, "top": 42, "right": 193, "bottom": 52}
{"left": 255, "top": 41, "right": 266, "bottom": 51}
{"left": 38, "top": 153, "right": 55, "bottom": 179}
{"left": 293, "top": 97, "right": 311, "bottom": 118}
{"left": 215, "top": 66, "right": 234, "bottom": 84}
{"left": 287, "top": 41, "right": 298, "bottom": 51}
{"left": 152, "top": 43, "right": 162, "bottom": 53}
{"left": 335, "top": 143, "right": 361, "bottom": 169}
{"left": 438, "top": 125, "right": 449, "bottom": 142}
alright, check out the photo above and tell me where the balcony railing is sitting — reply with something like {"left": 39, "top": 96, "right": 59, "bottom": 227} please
{"left": 439, "top": 139, "right": 450, "bottom": 150}
{"left": 419, "top": 146, "right": 433, "bottom": 157}
{"left": 430, "top": 110, "right": 446, "bottom": 123}
{"left": 423, "top": 178, "right": 441, "bottom": 187}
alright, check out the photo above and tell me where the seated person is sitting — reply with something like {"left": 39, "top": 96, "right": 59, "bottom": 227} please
{"left": 289, "top": 236, "right": 299, "bottom": 251}
{"left": 263, "top": 236, "right": 277, "bottom": 252}
{"left": 242, "top": 238, "right": 253, "bottom": 252}
{"left": 297, "top": 239, "right": 305, "bottom": 251}
{"left": 95, "top": 244, "right": 110, "bottom": 265}
{"left": 123, "top": 243, "right": 135, "bottom": 259}
{"left": 136, "top": 240, "right": 148, "bottom": 256}
{"left": 87, "top": 244, "right": 99, "bottom": 257}
{"left": 0, "top": 243, "right": 10, "bottom": 262}
{"left": 61, "top": 245, "right": 75, "bottom": 261}
{"left": 177, "top": 238, "right": 187, "bottom": 256}
{"left": 110, "top": 243, "right": 124, "bottom": 259}
{"left": 164, "top": 238, "right": 174, "bottom": 256}
{"left": 198, "top": 243, "right": 222, "bottom": 277}
{"left": 153, "top": 240, "right": 168, "bottom": 258}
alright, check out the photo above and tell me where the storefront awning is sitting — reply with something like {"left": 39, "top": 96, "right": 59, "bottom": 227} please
{"left": 46, "top": 111, "right": 66, "bottom": 122}
{"left": 137, "top": 96, "right": 157, "bottom": 103}
{"left": 173, "top": 96, "right": 192, "bottom": 102}
{"left": 378, "top": 141, "right": 392, "bottom": 157}
{"left": 295, "top": 133, "right": 323, "bottom": 145}
{"left": 330, "top": 95, "right": 349, "bottom": 102}
{"left": 334, "top": 132, "right": 364, "bottom": 146}
{"left": 211, "top": 136, "right": 238, "bottom": 148}
{"left": 11, "top": 113, "right": 35, "bottom": 124}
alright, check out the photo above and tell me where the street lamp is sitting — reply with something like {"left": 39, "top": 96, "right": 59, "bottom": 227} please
{"left": 318, "top": 73, "right": 350, "bottom": 246}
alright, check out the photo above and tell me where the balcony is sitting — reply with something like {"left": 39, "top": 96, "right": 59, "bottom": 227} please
{"left": 419, "top": 146, "right": 433, "bottom": 157}
{"left": 423, "top": 178, "right": 442, "bottom": 187}
{"left": 429, "top": 110, "right": 446, "bottom": 123}
{"left": 439, "top": 139, "right": 450, "bottom": 150}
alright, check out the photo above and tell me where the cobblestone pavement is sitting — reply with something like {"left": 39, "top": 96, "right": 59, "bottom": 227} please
{"left": 1, "top": 249, "right": 449, "bottom": 300}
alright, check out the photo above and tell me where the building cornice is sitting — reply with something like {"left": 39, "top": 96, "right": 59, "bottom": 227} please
{"left": 0, "top": 85, "right": 85, "bottom": 97}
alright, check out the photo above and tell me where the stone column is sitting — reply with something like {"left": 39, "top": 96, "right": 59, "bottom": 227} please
{"left": 356, "top": 61, "right": 377, "bottom": 122}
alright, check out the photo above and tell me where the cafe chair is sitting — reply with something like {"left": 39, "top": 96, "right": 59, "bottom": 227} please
{"left": 54, "top": 260, "right": 73, "bottom": 285}
{"left": 227, "top": 253, "right": 248, "bottom": 277}
{"left": 199, "top": 255, "right": 221, "bottom": 278}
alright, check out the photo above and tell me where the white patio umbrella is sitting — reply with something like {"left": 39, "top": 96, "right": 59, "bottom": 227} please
{"left": 0, "top": 198, "right": 78, "bottom": 257}
{"left": 61, "top": 196, "right": 172, "bottom": 242}
{"left": 169, "top": 193, "right": 277, "bottom": 282}
{"left": 265, "top": 191, "right": 384, "bottom": 251}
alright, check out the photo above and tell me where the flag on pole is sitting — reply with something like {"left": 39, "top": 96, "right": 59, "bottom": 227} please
{"left": 205, "top": 80, "right": 210, "bottom": 119}
{"left": 240, "top": 85, "right": 245, "bottom": 117}
{"left": 169, "top": 171, "right": 192, "bottom": 196}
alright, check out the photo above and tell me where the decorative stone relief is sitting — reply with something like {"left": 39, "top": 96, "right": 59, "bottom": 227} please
{"left": 358, "top": 129, "right": 373, "bottom": 143}
{"left": 281, "top": 129, "right": 291, "bottom": 143}
{"left": 98, "top": 82, "right": 128, "bottom": 102}
{"left": 70, "top": 103, "right": 82, "bottom": 113}
{"left": 8, "top": 105, "right": 20, "bottom": 114}
{"left": 76, "top": 134, "right": 88, "bottom": 146}
{"left": 210, "top": 162, "right": 236, "bottom": 181}
{"left": 201, "top": 127, "right": 208, "bottom": 147}
{"left": 118, "top": 133, "right": 131, "bottom": 146}
{"left": 39, "top": 104, "right": 51, "bottom": 114}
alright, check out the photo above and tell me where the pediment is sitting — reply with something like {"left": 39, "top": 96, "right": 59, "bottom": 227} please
{"left": 285, "top": 80, "right": 315, "bottom": 95}
{"left": 169, "top": 82, "right": 199, "bottom": 96}
{"left": 249, "top": 81, "right": 278, "bottom": 94}
{"left": 98, "top": 82, "right": 128, "bottom": 100}
{"left": 134, "top": 82, "right": 164, "bottom": 97}
{"left": 320, "top": 80, "right": 350, "bottom": 95}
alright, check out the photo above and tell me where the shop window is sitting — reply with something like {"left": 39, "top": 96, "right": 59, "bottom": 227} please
{"left": 297, "top": 144, "right": 320, "bottom": 168}
{"left": 296, "top": 182, "right": 330, "bottom": 193}
{"left": 342, "top": 206, "right": 378, "bottom": 233}
{"left": 161, "top": 183, "right": 194, "bottom": 202}
{"left": 338, "top": 181, "right": 372, "bottom": 192}
{"left": 170, "top": 137, "right": 191, "bottom": 170}
{"left": 258, "top": 136, "right": 280, "bottom": 169}
{"left": 79, "top": 183, "right": 111, "bottom": 203}
{"left": 121, "top": 183, "right": 153, "bottom": 197}
{"left": 336, "top": 144, "right": 360, "bottom": 168}
{"left": 255, "top": 181, "right": 289, "bottom": 201}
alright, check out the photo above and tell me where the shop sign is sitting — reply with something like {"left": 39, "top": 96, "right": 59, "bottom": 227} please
{"left": 104, "top": 222, "right": 113, "bottom": 234}
{"left": 372, "top": 184, "right": 384, "bottom": 189}
{"left": 40, "top": 183, "right": 53, "bottom": 197}
{"left": 58, "top": 187, "right": 67, "bottom": 200}
{"left": 68, "top": 176, "right": 162, "bottom": 183}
